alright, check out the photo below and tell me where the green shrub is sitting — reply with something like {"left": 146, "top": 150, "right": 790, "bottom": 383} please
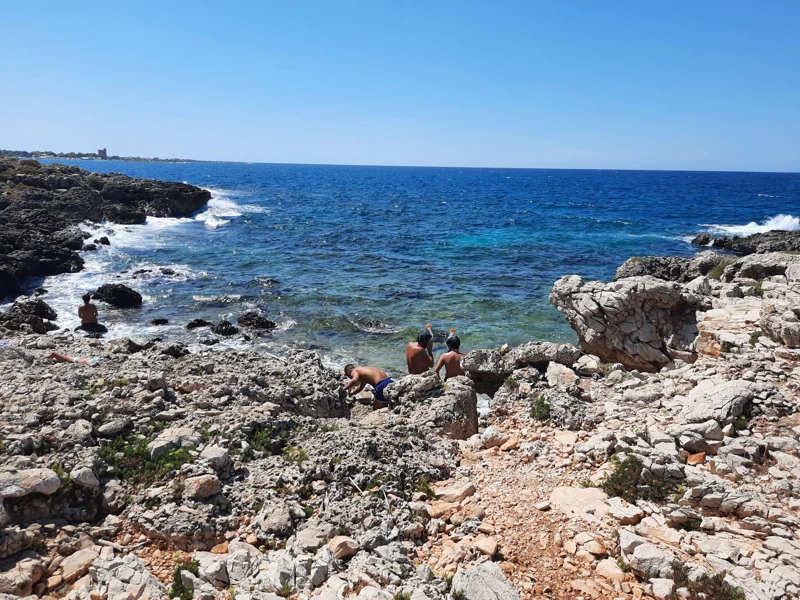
{"left": 732, "top": 415, "right": 749, "bottom": 431}
{"left": 394, "top": 593, "right": 411, "bottom": 600}
{"left": 504, "top": 376, "right": 517, "bottom": 389}
{"left": 416, "top": 476, "right": 435, "bottom": 498}
{"left": 529, "top": 394, "right": 550, "bottom": 421}
{"left": 669, "top": 561, "right": 745, "bottom": 600}
{"left": 707, "top": 258, "right": 736, "bottom": 280}
{"left": 600, "top": 454, "right": 671, "bottom": 503}
{"left": 168, "top": 559, "right": 199, "bottom": 600}
{"left": 282, "top": 445, "right": 308, "bottom": 466}
{"left": 99, "top": 435, "right": 193, "bottom": 486}
{"left": 248, "top": 422, "right": 296, "bottom": 456}
{"left": 86, "top": 175, "right": 105, "bottom": 191}
{"left": 277, "top": 583, "right": 293, "bottom": 598}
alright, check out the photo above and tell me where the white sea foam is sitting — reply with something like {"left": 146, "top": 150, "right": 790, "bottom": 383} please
{"left": 704, "top": 214, "right": 800, "bottom": 236}
{"left": 193, "top": 189, "right": 268, "bottom": 229}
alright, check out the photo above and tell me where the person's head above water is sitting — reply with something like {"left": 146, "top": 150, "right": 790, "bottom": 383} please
{"left": 446, "top": 335, "right": 461, "bottom": 351}
{"left": 344, "top": 364, "right": 356, "bottom": 377}
{"left": 417, "top": 330, "right": 433, "bottom": 346}
{"left": 82, "top": 293, "right": 91, "bottom": 304}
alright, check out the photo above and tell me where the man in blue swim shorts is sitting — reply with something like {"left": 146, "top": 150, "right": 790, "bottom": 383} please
{"left": 344, "top": 364, "right": 393, "bottom": 409}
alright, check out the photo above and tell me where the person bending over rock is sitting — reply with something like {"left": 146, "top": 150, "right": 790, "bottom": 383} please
{"left": 435, "top": 333, "right": 465, "bottom": 380}
{"left": 343, "top": 364, "right": 393, "bottom": 409}
{"left": 76, "top": 293, "right": 107, "bottom": 333}
{"left": 406, "top": 330, "right": 434, "bottom": 374}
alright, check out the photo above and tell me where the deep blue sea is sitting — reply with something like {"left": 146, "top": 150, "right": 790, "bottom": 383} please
{"left": 28, "top": 161, "right": 800, "bottom": 375}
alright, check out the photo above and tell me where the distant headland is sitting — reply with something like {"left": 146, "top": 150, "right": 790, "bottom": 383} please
{"left": 0, "top": 148, "right": 200, "bottom": 163}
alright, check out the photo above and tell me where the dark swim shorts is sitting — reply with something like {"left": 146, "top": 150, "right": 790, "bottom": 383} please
{"left": 374, "top": 377, "right": 393, "bottom": 407}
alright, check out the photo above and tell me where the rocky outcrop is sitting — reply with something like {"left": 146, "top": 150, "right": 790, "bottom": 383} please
{"left": 692, "top": 229, "right": 800, "bottom": 255}
{"left": 384, "top": 373, "right": 479, "bottom": 439}
{"left": 680, "top": 379, "right": 755, "bottom": 425}
{"left": 92, "top": 283, "right": 143, "bottom": 308}
{"left": 451, "top": 562, "right": 520, "bottom": 600}
{"left": 613, "top": 251, "right": 726, "bottom": 283}
{"left": 212, "top": 320, "right": 239, "bottom": 336}
{"left": 721, "top": 252, "right": 800, "bottom": 282}
{"left": 760, "top": 301, "right": 800, "bottom": 348}
{"left": 461, "top": 342, "right": 582, "bottom": 395}
{"left": 549, "top": 275, "right": 699, "bottom": 372}
{"left": 238, "top": 311, "right": 277, "bottom": 330}
{"left": 0, "top": 158, "right": 211, "bottom": 298}
{"left": 0, "top": 296, "right": 58, "bottom": 333}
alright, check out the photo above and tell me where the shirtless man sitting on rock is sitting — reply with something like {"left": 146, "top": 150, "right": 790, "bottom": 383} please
{"left": 77, "top": 293, "right": 106, "bottom": 333}
{"left": 406, "top": 330, "right": 434, "bottom": 374}
{"left": 343, "top": 364, "right": 393, "bottom": 409}
{"left": 435, "top": 333, "right": 465, "bottom": 380}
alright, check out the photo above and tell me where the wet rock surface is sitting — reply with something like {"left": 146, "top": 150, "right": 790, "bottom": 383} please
{"left": 0, "top": 157, "right": 211, "bottom": 299}
{"left": 692, "top": 229, "right": 800, "bottom": 255}
{"left": 92, "top": 284, "right": 143, "bottom": 308}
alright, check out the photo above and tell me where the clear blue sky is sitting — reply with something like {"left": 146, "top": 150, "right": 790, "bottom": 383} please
{"left": 2, "top": 1, "right": 798, "bottom": 171}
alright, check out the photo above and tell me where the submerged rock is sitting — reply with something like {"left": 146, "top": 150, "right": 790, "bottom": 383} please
{"left": 237, "top": 310, "right": 277, "bottom": 330}
{"left": 212, "top": 320, "right": 239, "bottom": 336}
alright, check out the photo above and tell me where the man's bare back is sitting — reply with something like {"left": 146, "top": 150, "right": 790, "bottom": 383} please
{"left": 406, "top": 330, "right": 434, "bottom": 374}
{"left": 435, "top": 350, "right": 465, "bottom": 379}
{"left": 343, "top": 364, "right": 393, "bottom": 409}
{"left": 347, "top": 365, "right": 388, "bottom": 389}
{"left": 78, "top": 302, "right": 98, "bottom": 325}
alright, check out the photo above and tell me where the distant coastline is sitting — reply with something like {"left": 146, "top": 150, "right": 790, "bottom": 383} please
{"left": 0, "top": 148, "right": 201, "bottom": 163}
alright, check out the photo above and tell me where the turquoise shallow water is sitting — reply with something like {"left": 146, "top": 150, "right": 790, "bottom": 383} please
{"left": 31, "top": 161, "right": 800, "bottom": 375}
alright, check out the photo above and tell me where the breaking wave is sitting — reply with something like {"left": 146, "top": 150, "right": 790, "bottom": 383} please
{"left": 704, "top": 214, "right": 800, "bottom": 236}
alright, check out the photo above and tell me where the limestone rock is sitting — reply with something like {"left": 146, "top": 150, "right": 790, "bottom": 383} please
{"left": 481, "top": 426, "right": 509, "bottom": 449}
{"left": 549, "top": 486, "right": 609, "bottom": 517}
{"left": 630, "top": 543, "right": 675, "bottom": 578}
{"left": 328, "top": 536, "right": 359, "bottom": 559}
{"left": 96, "top": 417, "right": 132, "bottom": 438}
{"left": 0, "top": 468, "right": 61, "bottom": 498}
{"left": 681, "top": 379, "right": 755, "bottom": 425}
{"left": 451, "top": 561, "right": 520, "bottom": 600}
{"left": 721, "top": 251, "right": 800, "bottom": 281}
{"left": 550, "top": 275, "right": 699, "bottom": 372}
{"left": 614, "top": 252, "right": 725, "bottom": 283}
{"left": 184, "top": 474, "right": 222, "bottom": 499}
{"left": 760, "top": 301, "right": 800, "bottom": 348}
{"left": 606, "top": 496, "right": 644, "bottom": 525}
{"left": 385, "top": 374, "right": 478, "bottom": 439}
{"left": 595, "top": 558, "right": 626, "bottom": 582}
{"left": 70, "top": 466, "right": 100, "bottom": 489}
{"left": 60, "top": 547, "right": 99, "bottom": 583}
{"left": 434, "top": 481, "right": 476, "bottom": 503}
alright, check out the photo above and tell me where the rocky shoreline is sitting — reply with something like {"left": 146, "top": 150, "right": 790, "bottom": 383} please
{"left": 0, "top": 158, "right": 211, "bottom": 298}
{"left": 1, "top": 237, "right": 799, "bottom": 600}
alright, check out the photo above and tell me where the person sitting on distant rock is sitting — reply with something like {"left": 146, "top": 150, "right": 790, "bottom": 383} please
{"left": 343, "top": 364, "right": 393, "bottom": 409}
{"left": 76, "top": 293, "right": 107, "bottom": 333}
{"left": 435, "top": 333, "right": 466, "bottom": 380}
{"left": 44, "top": 352, "right": 99, "bottom": 365}
{"left": 406, "top": 330, "right": 434, "bottom": 375}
